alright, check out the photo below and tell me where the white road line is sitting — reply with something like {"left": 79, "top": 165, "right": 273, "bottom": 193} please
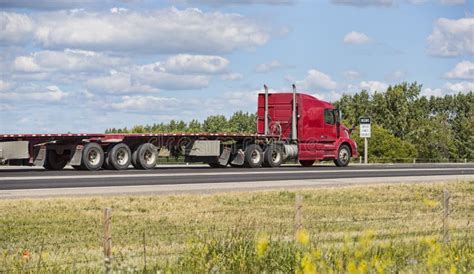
{"left": 0, "top": 168, "right": 472, "bottom": 181}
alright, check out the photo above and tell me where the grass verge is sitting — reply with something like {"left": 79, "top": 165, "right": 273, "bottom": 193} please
{"left": 1, "top": 181, "right": 472, "bottom": 272}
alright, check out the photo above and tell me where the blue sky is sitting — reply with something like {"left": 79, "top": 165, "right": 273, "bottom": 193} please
{"left": 0, "top": 0, "right": 472, "bottom": 133}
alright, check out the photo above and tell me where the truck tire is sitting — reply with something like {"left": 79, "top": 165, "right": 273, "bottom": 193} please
{"left": 132, "top": 143, "right": 158, "bottom": 170}
{"left": 79, "top": 143, "right": 104, "bottom": 171}
{"left": 243, "top": 144, "right": 263, "bottom": 168}
{"left": 263, "top": 145, "right": 283, "bottom": 168}
{"left": 44, "top": 149, "right": 68, "bottom": 170}
{"left": 334, "top": 144, "right": 351, "bottom": 167}
{"left": 299, "top": 160, "right": 315, "bottom": 167}
{"left": 105, "top": 143, "right": 131, "bottom": 170}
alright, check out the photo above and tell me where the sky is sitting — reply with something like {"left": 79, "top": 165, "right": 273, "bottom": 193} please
{"left": 0, "top": 0, "right": 472, "bottom": 133}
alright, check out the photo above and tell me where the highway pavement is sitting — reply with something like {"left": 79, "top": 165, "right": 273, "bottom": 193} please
{"left": 0, "top": 164, "right": 472, "bottom": 195}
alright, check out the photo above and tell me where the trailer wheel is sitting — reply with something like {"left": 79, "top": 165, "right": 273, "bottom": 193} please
{"left": 105, "top": 143, "right": 132, "bottom": 170}
{"left": 244, "top": 144, "right": 263, "bottom": 168}
{"left": 79, "top": 143, "right": 104, "bottom": 171}
{"left": 44, "top": 150, "right": 68, "bottom": 170}
{"left": 263, "top": 145, "right": 283, "bottom": 168}
{"left": 299, "top": 160, "right": 315, "bottom": 167}
{"left": 334, "top": 144, "right": 351, "bottom": 167}
{"left": 132, "top": 143, "right": 158, "bottom": 170}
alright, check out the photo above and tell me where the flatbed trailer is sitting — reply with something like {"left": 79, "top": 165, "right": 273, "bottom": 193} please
{"left": 0, "top": 85, "right": 358, "bottom": 171}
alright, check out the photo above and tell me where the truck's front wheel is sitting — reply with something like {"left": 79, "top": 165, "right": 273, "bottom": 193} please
{"left": 334, "top": 144, "right": 351, "bottom": 167}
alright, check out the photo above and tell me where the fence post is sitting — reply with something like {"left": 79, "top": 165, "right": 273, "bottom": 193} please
{"left": 103, "top": 208, "right": 112, "bottom": 273}
{"left": 359, "top": 156, "right": 362, "bottom": 164}
{"left": 413, "top": 158, "right": 416, "bottom": 164}
{"left": 295, "top": 194, "right": 303, "bottom": 234}
{"left": 143, "top": 230, "right": 147, "bottom": 271}
{"left": 442, "top": 190, "right": 450, "bottom": 244}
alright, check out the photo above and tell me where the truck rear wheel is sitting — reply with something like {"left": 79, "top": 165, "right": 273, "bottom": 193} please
{"left": 44, "top": 150, "right": 68, "bottom": 170}
{"left": 299, "top": 160, "right": 315, "bottom": 167}
{"left": 132, "top": 143, "right": 158, "bottom": 170}
{"left": 78, "top": 143, "right": 104, "bottom": 171}
{"left": 263, "top": 145, "right": 283, "bottom": 167}
{"left": 334, "top": 144, "right": 351, "bottom": 167}
{"left": 244, "top": 144, "right": 263, "bottom": 168}
{"left": 105, "top": 143, "right": 131, "bottom": 170}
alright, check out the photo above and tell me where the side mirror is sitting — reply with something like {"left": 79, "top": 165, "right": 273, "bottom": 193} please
{"left": 334, "top": 109, "right": 341, "bottom": 125}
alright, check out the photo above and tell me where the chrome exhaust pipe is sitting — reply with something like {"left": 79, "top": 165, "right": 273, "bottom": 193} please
{"left": 291, "top": 84, "right": 298, "bottom": 141}
{"left": 264, "top": 84, "right": 269, "bottom": 135}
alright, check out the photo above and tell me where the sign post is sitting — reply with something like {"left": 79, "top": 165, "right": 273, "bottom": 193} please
{"left": 359, "top": 117, "right": 371, "bottom": 164}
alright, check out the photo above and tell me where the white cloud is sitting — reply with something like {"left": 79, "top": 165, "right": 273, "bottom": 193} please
{"left": 0, "top": 12, "right": 34, "bottom": 45}
{"left": 440, "top": 0, "right": 465, "bottom": 5}
{"left": 13, "top": 49, "right": 127, "bottom": 73}
{"left": 86, "top": 71, "right": 161, "bottom": 94}
{"left": 295, "top": 69, "right": 338, "bottom": 90}
{"left": 0, "top": 85, "right": 68, "bottom": 102}
{"left": 222, "top": 73, "right": 243, "bottom": 81}
{"left": 444, "top": 60, "right": 474, "bottom": 80}
{"left": 161, "top": 54, "right": 229, "bottom": 74}
{"left": 32, "top": 8, "right": 269, "bottom": 54}
{"left": 422, "top": 81, "right": 473, "bottom": 97}
{"left": 110, "top": 7, "right": 128, "bottom": 14}
{"left": 331, "top": 0, "right": 394, "bottom": 7}
{"left": 427, "top": 17, "right": 474, "bottom": 57}
{"left": 131, "top": 63, "right": 210, "bottom": 90}
{"left": 110, "top": 96, "right": 180, "bottom": 110}
{"left": 0, "top": 79, "right": 12, "bottom": 91}
{"left": 255, "top": 60, "right": 283, "bottom": 73}
{"left": 359, "top": 81, "right": 388, "bottom": 92}
{"left": 343, "top": 31, "right": 371, "bottom": 44}
{"left": 386, "top": 70, "right": 407, "bottom": 81}
{"left": 343, "top": 70, "right": 362, "bottom": 80}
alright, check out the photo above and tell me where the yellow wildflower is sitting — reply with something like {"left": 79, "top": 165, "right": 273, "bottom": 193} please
{"left": 256, "top": 232, "right": 269, "bottom": 258}
{"left": 301, "top": 253, "right": 317, "bottom": 274}
{"left": 296, "top": 229, "right": 310, "bottom": 246}
{"left": 422, "top": 197, "right": 439, "bottom": 208}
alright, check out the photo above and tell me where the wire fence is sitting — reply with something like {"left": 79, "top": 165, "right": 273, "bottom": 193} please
{"left": 0, "top": 188, "right": 472, "bottom": 272}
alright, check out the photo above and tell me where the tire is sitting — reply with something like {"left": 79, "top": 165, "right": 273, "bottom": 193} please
{"left": 334, "top": 144, "right": 351, "bottom": 167}
{"left": 243, "top": 144, "right": 263, "bottom": 168}
{"left": 79, "top": 143, "right": 104, "bottom": 171}
{"left": 105, "top": 143, "right": 132, "bottom": 170}
{"left": 263, "top": 145, "right": 283, "bottom": 168}
{"left": 132, "top": 143, "right": 158, "bottom": 170}
{"left": 44, "top": 149, "right": 68, "bottom": 170}
{"left": 299, "top": 160, "right": 315, "bottom": 167}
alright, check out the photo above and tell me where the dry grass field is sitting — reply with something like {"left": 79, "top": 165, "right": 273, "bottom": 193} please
{"left": 0, "top": 181, "right": 472, "bottom": 273}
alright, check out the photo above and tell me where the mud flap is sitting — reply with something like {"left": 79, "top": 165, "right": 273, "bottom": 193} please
{"left": 69, "top": 145, "right": 84, "bottom": 166}
{"left": 230, "top": 149, "right": 245, "bottom": 166}
{"left": 218, "top": 147, "right": 231, "bottom": 166}
{"left": 33, "top": 146, "right": 46, "bottom": 167}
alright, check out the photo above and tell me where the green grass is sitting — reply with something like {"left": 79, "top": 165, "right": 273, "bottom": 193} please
{"left": 0, "top": 181, "right": 473, "bottom": 273}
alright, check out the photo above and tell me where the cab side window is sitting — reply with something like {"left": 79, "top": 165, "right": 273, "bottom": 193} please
{"left": 324, "top": 109, "right": 335, "bottom": 125}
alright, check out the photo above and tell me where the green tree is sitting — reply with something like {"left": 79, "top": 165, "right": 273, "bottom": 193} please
{"left": 202, "top": 115, "right": 228, "bottom": 133}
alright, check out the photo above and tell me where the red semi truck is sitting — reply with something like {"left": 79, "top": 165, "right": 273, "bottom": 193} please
{"left": 0, "top": 85, "right": 358, "bottom": 171}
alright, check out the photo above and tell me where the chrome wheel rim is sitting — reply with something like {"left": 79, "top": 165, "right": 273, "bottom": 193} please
{"left": 116, "top": 148, "right": 129, "bottom": 166}
{"left": 339, "top": 148, "right": 349, "bottom": 163}
{"left": 88, "top": 149, "right": 100, "bottom": 166}
{"left": 272, "top": 150, "right": 281, "bottom": 163}
{"left": 144, "top": 149, "right": 156, "bottom": 165}
{"left": 251, "top": 150, "right": 261, "bottom": 164}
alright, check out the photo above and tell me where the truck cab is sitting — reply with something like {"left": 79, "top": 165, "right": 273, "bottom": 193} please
{"left": 257, "top": 92, "right": 358, "bottom": 167}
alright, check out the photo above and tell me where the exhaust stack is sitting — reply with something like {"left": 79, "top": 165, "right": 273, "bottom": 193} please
{"left": 264, "top": 84, "right": 269, "bottom": 136}
{"left": 292, "top": 84, "right": 298, "bottom": 141}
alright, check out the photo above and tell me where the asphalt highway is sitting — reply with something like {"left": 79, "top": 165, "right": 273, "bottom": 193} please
{"left": 0, "top": 164, "right": 472, "bottom": 191}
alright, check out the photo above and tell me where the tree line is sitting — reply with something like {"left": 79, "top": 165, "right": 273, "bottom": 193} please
{"left": 334, "top": 82, "right": 473, "bottom": 161}
{"left": 106, "top": 82, "right": 473, "bottom": 161}
{"left": 105, "top": 111, "right": 257, "bottom": 134}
